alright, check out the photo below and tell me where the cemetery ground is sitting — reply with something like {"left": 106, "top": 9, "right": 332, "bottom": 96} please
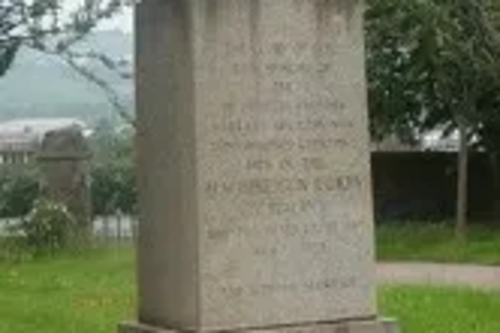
{"left": 1, "top": 224, "right": 500, "bottom": 333}
{"left": 378, "top": 223, "right": 500, "bottom": 265}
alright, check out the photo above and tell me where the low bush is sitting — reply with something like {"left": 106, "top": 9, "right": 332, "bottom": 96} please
{"left": 91, "top": 161, "right": 137, "bottom": 216}
{"left": 0, "top": 162, "right": 137, "bottom": 219}
{"left": 17, "top": 199, "right": 78, "bottom": 255}
{"left": 0, "top": 166, "right": 39, "bottom": 218}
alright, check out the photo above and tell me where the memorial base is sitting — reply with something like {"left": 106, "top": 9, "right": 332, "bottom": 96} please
{"left": 119, "top": 319, "right": 399, "bottom": 333}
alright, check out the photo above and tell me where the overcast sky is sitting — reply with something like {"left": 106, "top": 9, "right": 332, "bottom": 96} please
{"left": 100, "top": 7, "right": 133, "bottom": 33}
{"left": 63, "top": 1, "right": 133, "bottom": 33}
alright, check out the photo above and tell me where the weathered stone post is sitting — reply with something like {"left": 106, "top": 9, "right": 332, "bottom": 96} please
{"left": 38, "top": 127, "right": 92, "bottom": 244}
{"left": 121, "top": 0, "right": 399, "bottom": 332}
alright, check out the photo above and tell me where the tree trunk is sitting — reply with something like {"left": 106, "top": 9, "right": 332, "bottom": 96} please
{"left": 456, "top": 117, "right": 469, "bottom": 240}
{"left": 490, "top": 153, "right": 500, "bottom": 223}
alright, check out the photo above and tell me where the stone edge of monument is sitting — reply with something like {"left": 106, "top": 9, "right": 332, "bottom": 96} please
{"left": 119, "top": 318, "right": 399, "bottom": 333}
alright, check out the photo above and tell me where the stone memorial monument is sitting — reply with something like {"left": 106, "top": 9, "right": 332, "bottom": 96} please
{"left": 121, "top": 0, "right": 398, "bottom": 332}
{"left": 38, "top": 127, "right": 92, "bottom": 242}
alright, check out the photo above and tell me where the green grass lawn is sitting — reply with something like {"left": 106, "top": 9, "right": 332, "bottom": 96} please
{"left": 1, "top": 249, "right": 500, "bottom": 333}
{"left": 377, "top": 223, "right": 500, "bottom": 265}
{"left": 381, "top": 285, "right": 500, "bottom": 333}
{"left": 0, "top": 248, "right": 135, "bottom": 333}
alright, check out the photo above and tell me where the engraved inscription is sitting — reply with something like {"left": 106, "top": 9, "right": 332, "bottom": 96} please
{"left": 196, "top": 0, "right": 372, "bottom": 322}
{"left": 205, "top": 175, "right": 363, "bottom": 198}
{"left": 202, "top": 30, "right": 369, "bottom": 298}
{"left": 211, "top": 117, "right": 354, "bottom": 134}
{"left": 218, "top": 277, "right": 358, "bottom": 297}
{"left": 206, "top": 219, "right": 365, "bottom": 241}
{"left": 218, "top": 99, "right": 347, "bottom": 116}
{"left": 216, "top": 41, "right": 342, "bottom": 62}
{"left": 246, "top": 156, "right": 329, "bottom": 172}
{"left": 209, "top": 137, "right": 350, "bottom": 153}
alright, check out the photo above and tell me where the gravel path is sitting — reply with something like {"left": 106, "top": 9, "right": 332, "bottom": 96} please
{"left": 377, "top": 262, "right": 500, "bottom": 290}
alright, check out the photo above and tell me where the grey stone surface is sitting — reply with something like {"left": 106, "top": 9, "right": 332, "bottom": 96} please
{"left": 130, "top": 0, "right": 395, "bottom": 332}
{"left": 119, "top": 322, "right": 175, "bottom": 333}
{"left": 38, "top": 127, "right": 92, "bottom": 233}
{"left": 120, "top": 319, "right": 398, "bottom": 333}
{"left": 38, "top": 127, "right": 91, "bottom": 160}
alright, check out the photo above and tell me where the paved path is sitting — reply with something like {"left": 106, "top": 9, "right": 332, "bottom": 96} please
{"left": 377, "top": 262, "right": 500, "bottom": 290}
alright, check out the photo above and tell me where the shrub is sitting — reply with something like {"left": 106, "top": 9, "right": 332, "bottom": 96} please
{"left": 0, "top": 162, "right": 137, "bottom": 219}
{"left": 91, "top": 161, "right": 137, "bottom": 216}
{"left": 18, "top": 198, "right": 78, "bottom": 255}
{"left": 0, "top": 166, "right": 39, "bottom": 218}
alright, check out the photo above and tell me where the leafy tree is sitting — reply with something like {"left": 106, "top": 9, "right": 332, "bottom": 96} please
{"left": 0, "top": 0, "right": 125, "bottom": 77}
{"left": 366, "top": 0, "right": 500, "bottom": 237}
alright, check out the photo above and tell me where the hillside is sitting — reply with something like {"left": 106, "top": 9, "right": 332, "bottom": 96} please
{"left": 0, "top": 30, "right": 133, "bottom": 125}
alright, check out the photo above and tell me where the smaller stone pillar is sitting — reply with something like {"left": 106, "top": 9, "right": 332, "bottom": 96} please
{"left": 38, "top": 127, "right": 92, "bottom": 244}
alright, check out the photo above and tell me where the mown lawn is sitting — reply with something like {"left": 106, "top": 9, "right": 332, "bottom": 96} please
{"left": 0, "top": 248, "right": 500, "bottom": 333}
{"left": 380, "top": 285, "right": 500, "bottom": 333}
{"left": 0, "top": 248, "right": 135, "bottom": 333}
{"left": 377, "top": 223, "right": 500, "bottom": 265}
